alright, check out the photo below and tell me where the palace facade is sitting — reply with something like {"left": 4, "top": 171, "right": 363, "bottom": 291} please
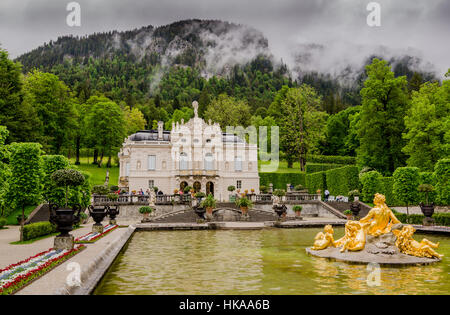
{"left": 117, "top": 102, "right": 260, "bottom": 201}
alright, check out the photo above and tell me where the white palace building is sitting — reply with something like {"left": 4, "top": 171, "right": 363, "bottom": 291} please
{"left": 118, "top": 101, "right": 260, "bottom": 201}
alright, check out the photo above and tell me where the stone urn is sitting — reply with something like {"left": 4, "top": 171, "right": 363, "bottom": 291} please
{"left": 88, "top": 205, "right": 108, "bottom": 233}
{"left": 193, "top": 204, "right": 206, "bottom": 222}
{"left": 420, "top": 202, "right": 434, "bottom": 217}
{"left": 107, "top": 205, "right": 119, "bottom": 225}
{"left": 49, "top": 203, "right": 81, "bottom": 250}
{"left": 420, "top": 202, "right": 435, "bottom": 226}
{"left": 273, "top": 204, "right": 287, "bottom": 220}
{"left": 350, "top": 202, "right": 361, "bottom": 218}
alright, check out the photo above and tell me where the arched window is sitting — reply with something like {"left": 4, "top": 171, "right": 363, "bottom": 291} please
{"left": 180, "top": 152, "right": 188, "bottom": 170}
{"left": 204, "top": 153, "right": 214, "bottom": 170}
{"left": 235, "top": 156, "right": 242, "bottom": 172}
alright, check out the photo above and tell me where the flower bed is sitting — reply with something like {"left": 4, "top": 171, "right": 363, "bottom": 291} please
{"left": 75, "top": 224, "right": 118, "bottom": 243}
{"left": 0, "top": 245, "right": 85, "bottom": 295}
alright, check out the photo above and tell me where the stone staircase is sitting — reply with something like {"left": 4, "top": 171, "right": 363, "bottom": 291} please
{"left": 26, "top": 204, "right": 50, "bottom": 224}
{"left": 324, "top": 201, "right": 371, "bottom": 218}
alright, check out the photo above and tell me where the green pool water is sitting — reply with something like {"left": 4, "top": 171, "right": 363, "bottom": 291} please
{"left": 94, "top": 228, "right": 450, "bottom": 295}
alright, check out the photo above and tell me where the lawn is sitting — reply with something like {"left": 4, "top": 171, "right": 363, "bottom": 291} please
{"left": 69, "top": 157, "right": 119, "bottom": 187}
{"left": 5, "top": 205, "right": 38, "bottom": 225}
{"left": 258, "top": 160, "right": 304, "bottom": 173}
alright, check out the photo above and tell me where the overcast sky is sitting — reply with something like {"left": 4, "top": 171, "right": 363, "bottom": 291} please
{"left": 0, "top": 0, "right": 448, "bottom": 76}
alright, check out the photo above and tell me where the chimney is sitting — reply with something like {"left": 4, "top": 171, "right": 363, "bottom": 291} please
{"left": 157, "top": 121, "right": 163, "bottom": 140}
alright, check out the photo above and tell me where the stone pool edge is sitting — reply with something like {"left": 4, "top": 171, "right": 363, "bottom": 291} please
{"left": 55, "top": 225, "right": 136, "bottom": 295}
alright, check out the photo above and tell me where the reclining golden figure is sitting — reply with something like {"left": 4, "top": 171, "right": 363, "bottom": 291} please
{"left": 393, "top": 225, "right": 443, "bottom": 259}
{"left": 335, "top": 221, "right": 366, "bottom": 252}
{"left": 311, "top": 225, "right": 336, "bottom": 250}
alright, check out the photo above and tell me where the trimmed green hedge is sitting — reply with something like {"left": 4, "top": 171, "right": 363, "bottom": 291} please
{"left": 306, "top": 171, "right": 327, "bottom": 194}
{"left": 434, "top": 159, "right": 449, "bottom": 205}
{"left": 307, "top": 155, "right": 356, "bottom": 165}
{"left": 306, "top": 163, "right": 342, "bottom": 174}
{"left": 259, "top": 172, "right": 306, "bottom": 190}
{"left": 325, "top": 166, "right": 359, "bottom": 196}
{"left": 393, "top": 211, "right": 450, "bottom": 226}
{"left": 379, "top": 177, "right": 401, "bottom": 206}
{"left": 360, "top": 171, "right": 382, "bottom": 203}
{"left": 22, "top": 221, "right": 57, "bottom": 241}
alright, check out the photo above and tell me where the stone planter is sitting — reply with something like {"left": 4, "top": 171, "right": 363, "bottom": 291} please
{"left": 49, "top": 204, "right": 81, "bottom": 250}
{"left": 350, "top": 202, "right": 361, "bottom": 218}
{"left": 295, "top": 210, "right": 302, "bottom": 217}
{"left": 420, "top": 203, "right": 435, "bottom": 226}
{"left": 205, "top": 206, "right": 213, "bottom": 221}
{"left": 107, "top": 205, "right": 119, "bottom": 225}
{"left": 88, "top": 205, "right": 108, "bottom": 233}
{"left": 273, "top": 204, "right": 287, "bottom": 220}
{"left": 193, "top": 205, "right": 206, "bottom": 221}
{"left": 240, "top": 206, "right": 248, "bottom": 216}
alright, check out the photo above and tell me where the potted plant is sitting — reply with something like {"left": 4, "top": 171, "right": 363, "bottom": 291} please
{"left": 293, "top": 205, "right": 302, "bottom": 217}
{"left": 139, "top": 206, "right": 154, "bottom": 222}
{"left": 228, "top": 185, "right": 236, "bottom": 202}
{"left": 418, "top": 184, "right": 435, "bottom": 218}
{"left": 294, "top": 184, "right": 304, "bottom": 191}
{"left": 49, "top": 169, "right": 84, "bottom": 239}
{"left": 107, "top": 192, "right": 119, "bottom": 203}
{"left": 343, "top": 210, "right": 353, "bottom": 220}
{"left": 236, "top": 197, "right": 253, "bottom": 216}
{"left": 349, "top": 190, "right": 360, "bottom": 202}
{"left": 195, "top": 192, "right": 206, "bottom": 199}
{"left": 260, "top": 185, "right": 268, "bottom": 194}
{"left": 153, "top": 186, "right": 159, "bottom": 194}
{"left": 201, "top": 194, "right": 217, "bottom": 218}
{"left": 250, "top": 188, "right": 255, "bottom": 194}
{"left": 273, "top": 189, "right": 286, "bottom": 199}
{"left": 92, "top": 185, "right": 109, "bottom": 195}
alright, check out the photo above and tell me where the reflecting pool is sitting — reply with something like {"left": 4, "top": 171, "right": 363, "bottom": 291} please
{"left": 94, "top": 228, "right": 450, "bottom": 295}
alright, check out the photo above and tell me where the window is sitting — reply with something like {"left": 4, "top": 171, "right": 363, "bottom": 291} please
{"left": 126, "top": 162, "right": 130, "bottom": 176}
{"left": 235, "top": 156, "right": 242, "bottom": 172}
{"left": 148, "top": 180, "right": 154, "bottom": 188}
{"left": 204, "top": 153, "right": 214, "bottom": 170}
{"left": 148, "top": 155, "right": 156, "bottom": 170}
{"left": 180, "top": 152, "right": 188, "bottom": 170}
{"left": 237, "top": 180, "right": 242, "bottom": 189}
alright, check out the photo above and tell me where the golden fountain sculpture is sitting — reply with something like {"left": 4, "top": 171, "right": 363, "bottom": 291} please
{"left": 311, "top": 193, "right": 443, "bottom": 259}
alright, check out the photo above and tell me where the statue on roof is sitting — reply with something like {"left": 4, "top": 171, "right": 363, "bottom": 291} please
{"left": 192, "top": 101, "right": 199, "bottom": 118}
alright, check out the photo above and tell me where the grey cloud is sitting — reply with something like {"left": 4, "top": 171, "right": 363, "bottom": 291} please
{"left": 0, "top": 0, "right": 448, "bottom": 76}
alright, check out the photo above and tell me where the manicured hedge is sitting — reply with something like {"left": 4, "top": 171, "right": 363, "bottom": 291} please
{"left": 305, "top": 163, "right": 342, "bottom": 174}
{"left": 306, "top": 171, "right": 327, "bottom": 194}
{"left": 307, "top": 155, "right": 356, "bottom": 165}
{"left": 22, "top": 222, "right": 56, "bottom": 241}
{"left": 393, "top": 167, "right": 420, "bottom": 207}
{"left": 360, "top": 171, "right": 382, "bottom": 203}
{"left": 393, "top": 211, "right": 450, "bottom": 226}
{"left": 434, "top": 159, "right": 449, "bottom": 205}
{"left": 325, "top": 166, "right": 359, "bottom": 196}
{"left": 259, "top": 172, "right": 306, "bottom": 190}
{"left": 379, "top": 177, "right": 400, "bottom": 206}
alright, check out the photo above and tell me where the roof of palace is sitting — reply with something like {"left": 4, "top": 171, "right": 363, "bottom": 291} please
{"left": 128, "top": 130, "right": 245, "bottom": 144}
{"left": 129, "top": 130, "right": 171, "bottom": 141}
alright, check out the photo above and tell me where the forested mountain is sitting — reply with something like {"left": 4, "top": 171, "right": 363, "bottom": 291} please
{"left": 15, "top": 19, "right": 438, "bottom": 114}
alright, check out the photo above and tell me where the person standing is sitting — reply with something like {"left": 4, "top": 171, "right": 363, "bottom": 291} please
{"left": 324, "top": 189, "right": 330, "bottom": 202}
